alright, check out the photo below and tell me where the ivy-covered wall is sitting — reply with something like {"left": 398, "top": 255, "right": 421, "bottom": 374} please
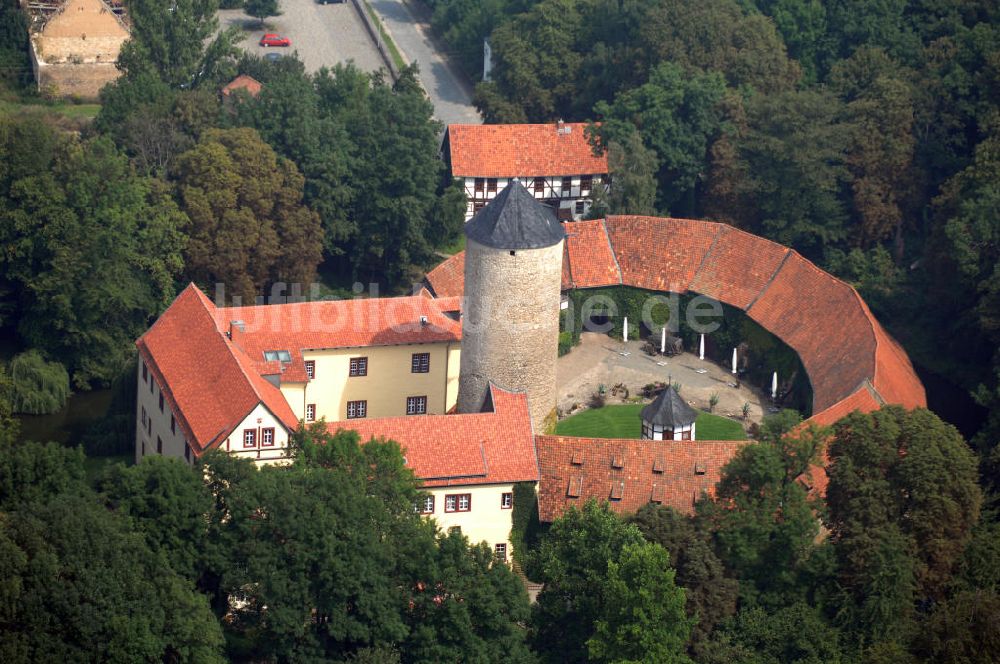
{"left": 509, "top": 481, "right": 542, "bottom": 568}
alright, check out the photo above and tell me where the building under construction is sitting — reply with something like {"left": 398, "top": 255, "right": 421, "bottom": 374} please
{"left": 24, "top": 0, "right": 128, "bottom": 99}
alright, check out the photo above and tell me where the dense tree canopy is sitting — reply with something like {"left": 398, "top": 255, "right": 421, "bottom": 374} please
{"left": 529, "top": 500, "right": 691, "bottom": 664}
{"left": 172, "top": 127, "right": 322, "bottom": 301}
{"left": 0, "top": 121, "right": 185, "bottom": 386}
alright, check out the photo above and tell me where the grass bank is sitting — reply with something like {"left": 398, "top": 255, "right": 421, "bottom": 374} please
{"left": 554, "top": 403, "right": 746, "bottom": 441}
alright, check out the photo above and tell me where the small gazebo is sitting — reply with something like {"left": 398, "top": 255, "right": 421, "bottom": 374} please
{"left": 640, "top": 388, "right": 698, "bottom": 441}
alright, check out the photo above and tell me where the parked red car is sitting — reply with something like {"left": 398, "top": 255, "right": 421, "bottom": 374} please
{"left": 259, "top": 34, "right": 291, "bottom": 47}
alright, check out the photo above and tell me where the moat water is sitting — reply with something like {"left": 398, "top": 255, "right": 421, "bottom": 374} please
{"left": 16, "top": 388, "right": 113, "bottom": 445}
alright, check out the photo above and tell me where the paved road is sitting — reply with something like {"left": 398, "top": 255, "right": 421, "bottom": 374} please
{"left": 219, "top": 1, "right": 384, "bottom": 74}
{"left": 368, "top": 0, "right": 481, "bottom": 126}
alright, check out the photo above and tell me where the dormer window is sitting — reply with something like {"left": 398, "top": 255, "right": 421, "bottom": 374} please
{"left": 263, "top": 350, "right": 291, "bottom": 363}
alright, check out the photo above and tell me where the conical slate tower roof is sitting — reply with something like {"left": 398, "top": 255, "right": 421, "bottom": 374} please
{"left": 465, "top": 180, "right": 565, "bottom": 250}
{"left": 640, "top": 388, "right": 698, "bottom": 428}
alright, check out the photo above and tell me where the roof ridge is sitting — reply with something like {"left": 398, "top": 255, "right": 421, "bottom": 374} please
{"left": 744, "top": 248, "right": 793, "bottom": 312}
{"left": 689, "top": 222, "right": 725, "bottom": 291}
{"left": 600, "top": 217, "right": 624, "bottom": 285}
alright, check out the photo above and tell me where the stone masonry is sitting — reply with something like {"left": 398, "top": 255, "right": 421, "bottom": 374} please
{"left": 457, "top": 237, "right": 564, "bottom": 431}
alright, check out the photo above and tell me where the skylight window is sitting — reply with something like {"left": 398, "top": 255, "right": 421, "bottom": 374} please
{"left": 263, "top": 350, "right": 291, "bottom": 363}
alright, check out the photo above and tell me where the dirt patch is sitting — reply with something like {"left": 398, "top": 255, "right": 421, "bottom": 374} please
{"left": 556, "top": 332, "right": 768, "bottom": 424}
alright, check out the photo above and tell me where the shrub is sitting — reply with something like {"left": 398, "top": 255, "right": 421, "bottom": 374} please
{"left": 709, "top": 392, "right": 720, "bottom": 413}
{"left": 558, "top": 331, "right": 574, "bottom": 356}
{"left": 590, "top": 392, "right": 606, "bottom": 409}
{"left": 9, "top": 350, "right": 70, "bottom": 415}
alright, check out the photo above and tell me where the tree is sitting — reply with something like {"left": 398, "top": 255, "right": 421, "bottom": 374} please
{"left": 232, "top": 62, "right": 464, "bottom": 288}
{"left": 706, "top": 90, "right": 851, "bottom": 258}
{"left": 830, "top": 47, "right": 917, "bottom": 252}
{"left": 100, "top": 456, "right": 215, "bottom": 583}
{"left": 342, "top": 67, "right": 462, "bottom": 284}
{"left": 0, "top": 495, "right": 225, "bottom": 662}
{"left": 912, "top": 590, "right": 1000, "bottom": 664}
{"left": 474, "top": 0, "right": 584, "bottom": 122}
{"left": 636, "top": 0, "right": 801, "bottom": 94}
{"left": 171, "top": 127, "right": 322, "bottom": 301}
{"left": 587, "top": 542, "right": 693, "bottom": 664}
{"left": 245, "top": 0, "right": 280, "bottom": 27}
{"left": 698, "top": 411, "right": 826, "bottom": 609}
{"left": 0, "top": 124, "right": 187, "bottom": 386}
{"left": 629, "top": 505, "right": 738, "bottom": 656}
{"left": 201, "top": 426, "right": 535, "bottom": 661}
{"left": 702, "top": 602, "right": 846, "bottom": 664}
{"left": 529, "top": 500, "right": 690, "bottom": 664}
{"left": 749, "top": 0, "right": 829, "bottom": 83}
{"left": 594, "top": 62, "right": 725, "bottom": 215}
{"left": 402, "top": 533, "right": 536, "bottom": 663}
{"left": 824, "top": 406, "right": 983, "bottom": 647}
{"left": 7, "top": 350, "right": 69, "bottom": 415}
{"left": 117, "top": 0, "right": 238, "bottom": 89}
{"left": 0, "top": 441, "right": 86, "bottom": 510}
{"left": 0, "top": 365, "right": 18, "bottom": 446}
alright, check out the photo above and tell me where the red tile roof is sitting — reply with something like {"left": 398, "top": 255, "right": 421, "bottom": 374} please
{"left": 536, "top": 435, "right": 746, "bottom": 521}
{"left": 688, "top": 225, "right": 790, "bottom": 310}
{"left": 215, "top": 296, "right": 462, "bottom": 383}
{"left": 563, "top": 219, "right": 622, "bottom": 288}
{"left": 446, "top": 123, "right": 609, "bottom": 178}
{"left": 425, "top": 252, "right": 465, "bottom": 298}
{"left": 136, "top": 284, "right": 298, "bottom": 455}
{"left": 138, "top": 286, "right": 463, "bottom": 455}
{"left": 605, "top": 216, "right": 721, "bottom": 292}
{"left": 326, "top": 384, "right": 538, "bottom": 487}
{"left": 222, "top": 74, "right": 262, "bottom": 97}
{"left": 745, "top": 252, "right": 878, "bottom": 412}
{"left": 424, "top": 215, "right": 925, "bottom": 415}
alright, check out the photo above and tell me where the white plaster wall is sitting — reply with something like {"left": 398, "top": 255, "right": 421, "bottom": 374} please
{"left": 217, "top": 403, "right": 292, "bottom": 467}
{"left": 135, "top": 358, "right": 192, "bottom": 464}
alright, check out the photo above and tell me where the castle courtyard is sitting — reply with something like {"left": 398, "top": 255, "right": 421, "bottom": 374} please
{"left": 556, "top": 332, "right": 767, "bottom": 426}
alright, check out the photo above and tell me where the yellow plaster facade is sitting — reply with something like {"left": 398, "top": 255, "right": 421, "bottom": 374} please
{"left": 284, "top": 342, "right": 461, "bottom": 422}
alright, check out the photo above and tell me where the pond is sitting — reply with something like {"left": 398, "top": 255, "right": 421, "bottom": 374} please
{"left": 16, "top": 388, "right": 113, "bottom": 445}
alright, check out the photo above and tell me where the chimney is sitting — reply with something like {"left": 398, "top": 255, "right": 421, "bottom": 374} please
{"left": 229, "top": 320, "right": 246, "bottom": 347}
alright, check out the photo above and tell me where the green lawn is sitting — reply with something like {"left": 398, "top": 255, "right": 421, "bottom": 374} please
{"left": 555, "top": 403, "right": 746, "bottom": 440}
{"left": 0, "top": 99, "right": 100, "bottom": 120}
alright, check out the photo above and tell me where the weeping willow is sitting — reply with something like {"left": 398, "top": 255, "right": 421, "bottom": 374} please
{"left": 9, "top": 351, "right": 70, "bottom": 415}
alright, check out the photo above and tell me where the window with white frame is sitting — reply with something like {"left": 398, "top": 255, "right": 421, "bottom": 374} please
{"left": 305, "top": 360, "right": 315, "bottom": 380}
{"left": 349, "top": 357, "right": 368, "bottom": 377}
{"left": 406, "top": 396, "right": 427, "bottom": 415}
{"left": 347, "top": 400, "right": 367, "bottom": 419}
{"left": 501, "top": 492, "right": 513, "bottom": 509}
{"left": 305, "top": 404, "right": 316, "bottom": 422}
{"left": 243, "top": 429, "right": 257, "bottom": 448}
{"left": 411, "top": 352, "right": 430, "bottom": 373}
{"left": 445, "top": 493, "right": 471, "bottom": 512}
{"left": 494, "top": 543, "right": 508, "bottom": 562}
{"left": 261, "top": 428, "right": 275, "bottom": 447}
{"left": 417, "top": 495, "right": 434, "bottom": 514}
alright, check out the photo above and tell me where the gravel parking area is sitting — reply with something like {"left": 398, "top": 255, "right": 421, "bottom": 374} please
{"left": 557, "top": 333, "right": 767, "bottom": 424}
{"left": 219, "top": 0, "right": 384, "bottom": 74}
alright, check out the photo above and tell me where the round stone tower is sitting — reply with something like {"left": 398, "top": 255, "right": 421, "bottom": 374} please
{"left": 457, "top": 180, "right": 565, "bottom": 431}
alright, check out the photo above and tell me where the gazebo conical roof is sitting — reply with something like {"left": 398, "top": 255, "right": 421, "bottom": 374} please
{"left": 640, "top": 388, "right": 698, "bottom": 428}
